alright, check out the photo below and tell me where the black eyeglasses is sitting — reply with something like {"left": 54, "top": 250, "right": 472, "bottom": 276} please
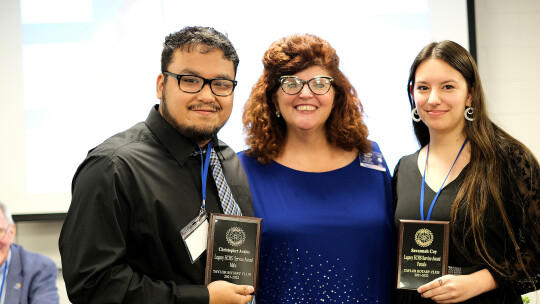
{"left": 279, "top": 75, "right": 334, "bottom": 95}
{"left": 163, "top": 71, "right": 237, "bottom": 97}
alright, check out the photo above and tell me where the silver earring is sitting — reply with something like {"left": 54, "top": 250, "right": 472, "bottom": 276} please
{"left": 411, "top": 108, "right": 422, "bottom": 122}
{"left": 464, "top": 106, "right": 474, "bottom": 122}
{"left": 276, "top": 110, "right": 281, "bottom": 118}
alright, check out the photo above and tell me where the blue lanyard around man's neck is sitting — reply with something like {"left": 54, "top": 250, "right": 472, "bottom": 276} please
{"left": 420, "top": 139, "right": 468, "bottom": 221}
{"left": 0, "top": 260, "right": 7, "bottom": 301}
{"left": 198, "top": 141, "right": 212, "bottom": 211}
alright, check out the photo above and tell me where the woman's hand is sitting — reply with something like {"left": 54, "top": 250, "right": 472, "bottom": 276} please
{"left": 417, "top": 269, "right": 497, "bottom": 303}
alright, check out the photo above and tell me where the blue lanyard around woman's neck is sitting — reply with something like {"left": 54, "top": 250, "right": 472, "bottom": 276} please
{"left": 420, "top": 139, "right": 468, "bottom": 221}
{"left": 0, "top": 260, "right": 7, "bottom": 300}
{"left": 198, "top": 141, "right": 212, "bottom": 211}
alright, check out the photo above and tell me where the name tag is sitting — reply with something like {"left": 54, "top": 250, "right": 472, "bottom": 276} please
{"left": 181, "top": 212, "right": 208, "bottom": 264}
{"left": 359, "top": 151, "right": 386, "bottom": 172}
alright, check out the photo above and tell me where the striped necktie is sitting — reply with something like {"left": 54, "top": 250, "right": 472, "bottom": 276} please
{"left": 209, "top": 149, "right": 242, "bottom": 216}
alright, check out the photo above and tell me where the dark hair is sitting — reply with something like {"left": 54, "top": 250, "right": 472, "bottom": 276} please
{"left": 243, "top": 34, "right": 371, "bottom": 164}
{"left": 407, "top": 40, "right": 480, "bottom": 147}
{"left": 160, "top": 26, "right": 239, "bottom": 75}
{"left": 408, "top": 40, "right": 540, "bottom": 286}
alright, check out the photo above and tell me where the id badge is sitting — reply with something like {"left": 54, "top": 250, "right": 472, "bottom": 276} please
{"left": 359, "top": 151, "right": 386, "bottom": 172}
{"left": 180, "top": 211, "right": 208, "bottom": 264}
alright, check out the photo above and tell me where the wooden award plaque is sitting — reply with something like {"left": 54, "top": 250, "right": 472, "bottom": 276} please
{"left": 396, "top": 219, "right": 449, "bottom": 290}
{"left": 205, "top": 214, "right": 262, "bottom": 290}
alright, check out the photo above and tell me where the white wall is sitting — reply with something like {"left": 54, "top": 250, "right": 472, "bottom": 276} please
{"left": 475, "top": 0, "right": 540, "bottom": 300}
{"left": 475, "top": 0, "right": 540, "bottom": 159}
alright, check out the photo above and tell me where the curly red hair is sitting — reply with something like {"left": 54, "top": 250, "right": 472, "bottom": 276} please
{"left": 242, "top": 34, "right": 371, "bottom": 164}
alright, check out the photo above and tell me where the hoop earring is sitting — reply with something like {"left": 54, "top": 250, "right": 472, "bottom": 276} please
{"left": 464, "top": 107, "right": 474, "bottom": 122}
{"left": 276, "top": 110, "right": 281, "bottom": 118}
{"left": 411, "top": 108, "right": 422, "bottom": 122}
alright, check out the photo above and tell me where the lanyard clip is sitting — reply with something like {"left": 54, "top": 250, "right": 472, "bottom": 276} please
{"left": 200, "top": 202, "right": 206, "bottom": 214}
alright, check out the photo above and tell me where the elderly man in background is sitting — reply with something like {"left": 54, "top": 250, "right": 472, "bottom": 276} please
{"left": 0, "top": 202, "right": 59, "bottom": 304}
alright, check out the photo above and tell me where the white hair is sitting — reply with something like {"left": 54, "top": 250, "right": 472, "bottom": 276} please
{"left": 0, "top": 202, "right": 14, "bottom": 225}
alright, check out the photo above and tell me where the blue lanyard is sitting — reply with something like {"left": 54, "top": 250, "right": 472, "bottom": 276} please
{"left": 198, "top": 142, "right": 212, "bottom": 210}
{"left": 0, "top": 260, "right": 7, "bottom": 300}
{"left": 420, "top": 139, "right": 468, "bottom": 221}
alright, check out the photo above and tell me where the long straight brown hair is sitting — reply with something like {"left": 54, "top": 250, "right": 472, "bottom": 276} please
{"left": 407, "top": 40, "right": 538, "bottom": 282}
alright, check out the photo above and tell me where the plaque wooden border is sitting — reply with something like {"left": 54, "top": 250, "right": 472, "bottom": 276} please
{"left": 205, "top": 213, "right": 262, "bottom": 290}
{"left": 396, "top": 219, "right": 449, "bottom": 290}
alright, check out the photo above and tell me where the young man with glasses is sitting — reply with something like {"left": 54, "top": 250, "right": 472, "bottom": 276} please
{"left": 59, "top": 26, "right": 254, "bottom": 304}
{"left": 0, "top": 202, "right": 59, "bottom": 303}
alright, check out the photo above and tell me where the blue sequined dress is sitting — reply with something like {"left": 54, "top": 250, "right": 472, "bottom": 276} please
{"left": 238, "top": 142, "right": 395, "bottom": 304}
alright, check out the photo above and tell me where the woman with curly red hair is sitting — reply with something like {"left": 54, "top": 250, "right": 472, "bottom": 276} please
{"left": 238, "top": 34, "right": 395, "bottom": 303}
